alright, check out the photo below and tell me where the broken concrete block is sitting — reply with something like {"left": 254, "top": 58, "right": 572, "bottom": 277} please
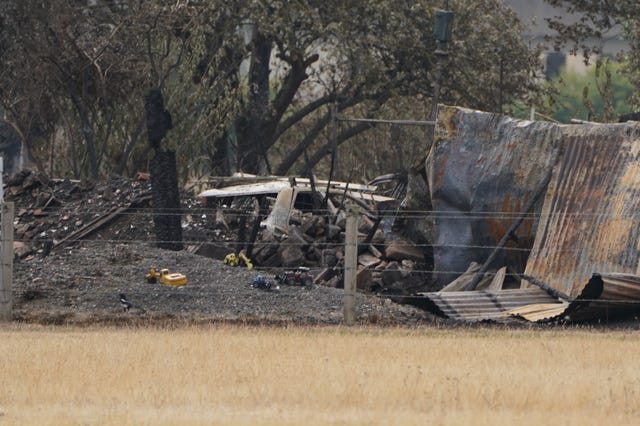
{"left": 255, "top": 243, "right": 279, "bottom": 264}
{"left": 288, "top": 225, "right": 311, "bottom": 247}
{"left": 302, "top": 215, "right": 325, "bottom": 237}
{"left": 357, "top": 267, "right": 373, "bottom": 291}
{"left": 279, "top": 245, "right": 305, "bottom": 267}
{"left": 13, "top": 241, "right": 30, "bottom": 259}
{"left": 358, "top": 253, "right": 381, "bottom": 268}
{"left": 371, "top": 229, "right": 386, "bottom": 244}
{"left": 322, "top": 249, "right": 338, "bottom": 267}
{"left": 358, "top": 215, "right": 375, "bottom": 233}
{"left": 326, "top": 224, "right": 342, "bottom": 239}
{"left": 381, "top": 261, "right": 403, "bottom": 286}
{"left": 385, "top": 241, "right": 424, "bottom": 262}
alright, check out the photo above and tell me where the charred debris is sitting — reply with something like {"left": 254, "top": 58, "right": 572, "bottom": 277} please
{"left": 9, "top": 105, "right": 640, "bottom": 325}
{"left": 5, "top": 170, "right": 433, "bottom": 296}
{"left": 196, "top": 174, "right": 431, "bottom": 295}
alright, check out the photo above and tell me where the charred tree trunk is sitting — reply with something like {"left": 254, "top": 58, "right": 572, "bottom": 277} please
{"left": 236, "top": 32, "right": 271, "bottom": 174}
{"left": 150, "top": 150, "right": 183, "bottom": 250}
{"left": 146, "top": 88, "right": 182, "bottom": 250}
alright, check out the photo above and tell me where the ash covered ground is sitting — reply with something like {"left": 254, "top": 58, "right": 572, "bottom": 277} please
{"left": 8, "top": 172, "right": 437, "bottom": 326}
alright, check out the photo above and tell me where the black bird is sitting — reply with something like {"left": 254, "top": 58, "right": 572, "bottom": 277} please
{"left": 119, "top": 293, "right": 134, "bottom": 312}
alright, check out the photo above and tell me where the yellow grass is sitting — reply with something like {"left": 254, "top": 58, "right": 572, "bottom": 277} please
{"left": 0, "top": 324, "right": 639, "bottom": 425}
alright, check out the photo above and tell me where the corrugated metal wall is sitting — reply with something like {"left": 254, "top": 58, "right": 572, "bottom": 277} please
{"left": 427, "top": 106, "right": 559, "bottom": 286}
{"left": 524, "top": 124, "right": 640, "bottom": 297}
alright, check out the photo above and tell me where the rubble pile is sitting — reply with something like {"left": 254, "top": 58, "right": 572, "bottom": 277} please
{"left": 5, "top": 170, "right": 432, "bottom": 295}
{"left": 247, "top": 212, "right": 429, "bottom": 294}
{"left": 5, "top": 170, "right": 155, "bottom": 259}
{"left": 200, "top": 178, "right": 432, "bottom": 295}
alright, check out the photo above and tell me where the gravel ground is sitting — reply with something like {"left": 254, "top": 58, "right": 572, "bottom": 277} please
{"left": 9, "top": 174, "right": 639, "bottom": 329}
{"left": 12, "top": 240, "right": 439, "bottom": 326}
{"left": 5, "top": 172, "right": 440, "bottom": 327}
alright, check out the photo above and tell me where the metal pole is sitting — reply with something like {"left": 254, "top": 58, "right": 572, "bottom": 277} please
{"left": 430, "top": 61, "right": 442, "bottom": 122}
{"left": 343, "top": 204, "right": 359, "bottom": 325}
{"left": 499, "top": 52, "right": 504, "bottom": 114}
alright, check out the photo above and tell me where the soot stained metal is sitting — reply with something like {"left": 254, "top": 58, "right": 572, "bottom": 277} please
{"left": 419, "top": 108, "right": 640, "bottom": 323}
{"left": 524, "top": 123, "right": 640, "bottom": 298}
{"left": 426, "top": 106, "right": 560, "bottom": 287}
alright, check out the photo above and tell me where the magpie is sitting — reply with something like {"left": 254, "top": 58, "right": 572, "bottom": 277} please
{"left": 119, "top": 293, "right": 134, "bottom": 312}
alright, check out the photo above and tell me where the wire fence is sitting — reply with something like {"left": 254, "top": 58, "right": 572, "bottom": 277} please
{"left": 7, "top": 200, "right": 640, "bottom": 316}
{"left": 12, "top": 203, "right": 640, "bottom": 281}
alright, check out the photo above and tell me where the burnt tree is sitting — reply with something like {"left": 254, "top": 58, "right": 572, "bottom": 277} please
{"left": 146, "top": 88, "right": 182, "bottom": 250}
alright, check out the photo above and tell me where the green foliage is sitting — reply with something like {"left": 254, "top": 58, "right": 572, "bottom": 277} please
{"left": 544, "top": 1, "right": 640, "bottom": 111}
{"left": 546, "top": 59, "right": 634, "bottom": 123}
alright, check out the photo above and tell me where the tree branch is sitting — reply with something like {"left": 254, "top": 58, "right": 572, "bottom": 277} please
{"left": 271, "top": 94, "right": 337, "bottom": 143}
{"left": 267, "top": 53, "right": 319, "bottom": 131}
{"left": 303, "top": 122, "right": 373, "bottom": 175}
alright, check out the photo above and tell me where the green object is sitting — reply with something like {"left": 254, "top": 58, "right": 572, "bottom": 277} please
{"left": 434, "top": 9, "right": 454, "bottom": 43}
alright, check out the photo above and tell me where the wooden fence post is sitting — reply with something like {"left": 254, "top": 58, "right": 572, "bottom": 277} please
{"left": 343, "top": 204, "right": 359, "bottom": 325}
{"left": 0, "top": 156, "right": 13, "bottom": 320}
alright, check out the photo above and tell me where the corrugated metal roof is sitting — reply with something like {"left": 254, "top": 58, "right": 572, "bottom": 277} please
{"left": 402, "top": 269, "right": 640, "bottom": 323}
{"left": 524, "top": 123, "right": 640, "bottom": 298}
{"left": 506, "top": 302, "right": 570, "bottom": 322}
{"left": 508, "top": 273, "right": 640, "bottom": 322}
{"left": 399, "top": 288, "right": 557, "bottom": 322}
{"left": 198, "top": 180, "right": 395, "bottom": 202}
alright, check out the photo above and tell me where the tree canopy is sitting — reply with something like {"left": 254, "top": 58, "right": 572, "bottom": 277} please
{"left": 0, "top": 0, "right": 546, "bottom": 181}
{"left": 544, "top": 0, "right": 640, "bottom": 110}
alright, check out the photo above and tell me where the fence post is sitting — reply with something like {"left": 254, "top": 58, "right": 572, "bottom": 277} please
{"left": 0, "top": 156, "right": 13, "bottom": 321}
{"left": 343, "top": 204, "right": 359, "bottom": 325}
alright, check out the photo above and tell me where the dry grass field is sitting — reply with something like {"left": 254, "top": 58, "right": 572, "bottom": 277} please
{"left": 0, "top": 324, "right": 639, "bottom": 425}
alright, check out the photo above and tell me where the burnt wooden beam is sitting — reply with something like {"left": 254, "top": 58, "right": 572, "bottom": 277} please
{"left": 53, "top": 193, "right": 152, "bottom": 250}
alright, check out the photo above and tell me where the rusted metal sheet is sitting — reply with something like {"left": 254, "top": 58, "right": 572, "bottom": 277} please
{"left": 397, "top": 288, "right": 557, "bottom": 322}
{"left": 567, "top": 273, "right": 640, "bottom": 321}
{"left": 523, "top": 123, "right": 640, "bottom": 298}
{"left": 510, "top": 273, "right": 640, "bottom": 322}
{"left": 506, "top": 302, "right": 569, "bottom": 322}
{"left": 426, "top": 106, "right": 559, "bottom": 287}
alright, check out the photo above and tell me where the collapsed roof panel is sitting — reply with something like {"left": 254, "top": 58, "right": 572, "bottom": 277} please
{"left": 509, "top": 273, "right": 640, "bottom": 322}
{"left": 412, "top": 107, "right": 640, "bottom": 323}
{"left": 524, "top": 123, "right": 640, "bottom": 298}
{"left": 404, "top": 272, "right": 634, "bottom": 323}
{"left": 396, "top": 288, "right": 558, "bottom": 322}
{"left": 198, "top": 179, "right": 396, "bottom": 203}
{"left": 426, "top": 106, "right": 560, "bottom": 287}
